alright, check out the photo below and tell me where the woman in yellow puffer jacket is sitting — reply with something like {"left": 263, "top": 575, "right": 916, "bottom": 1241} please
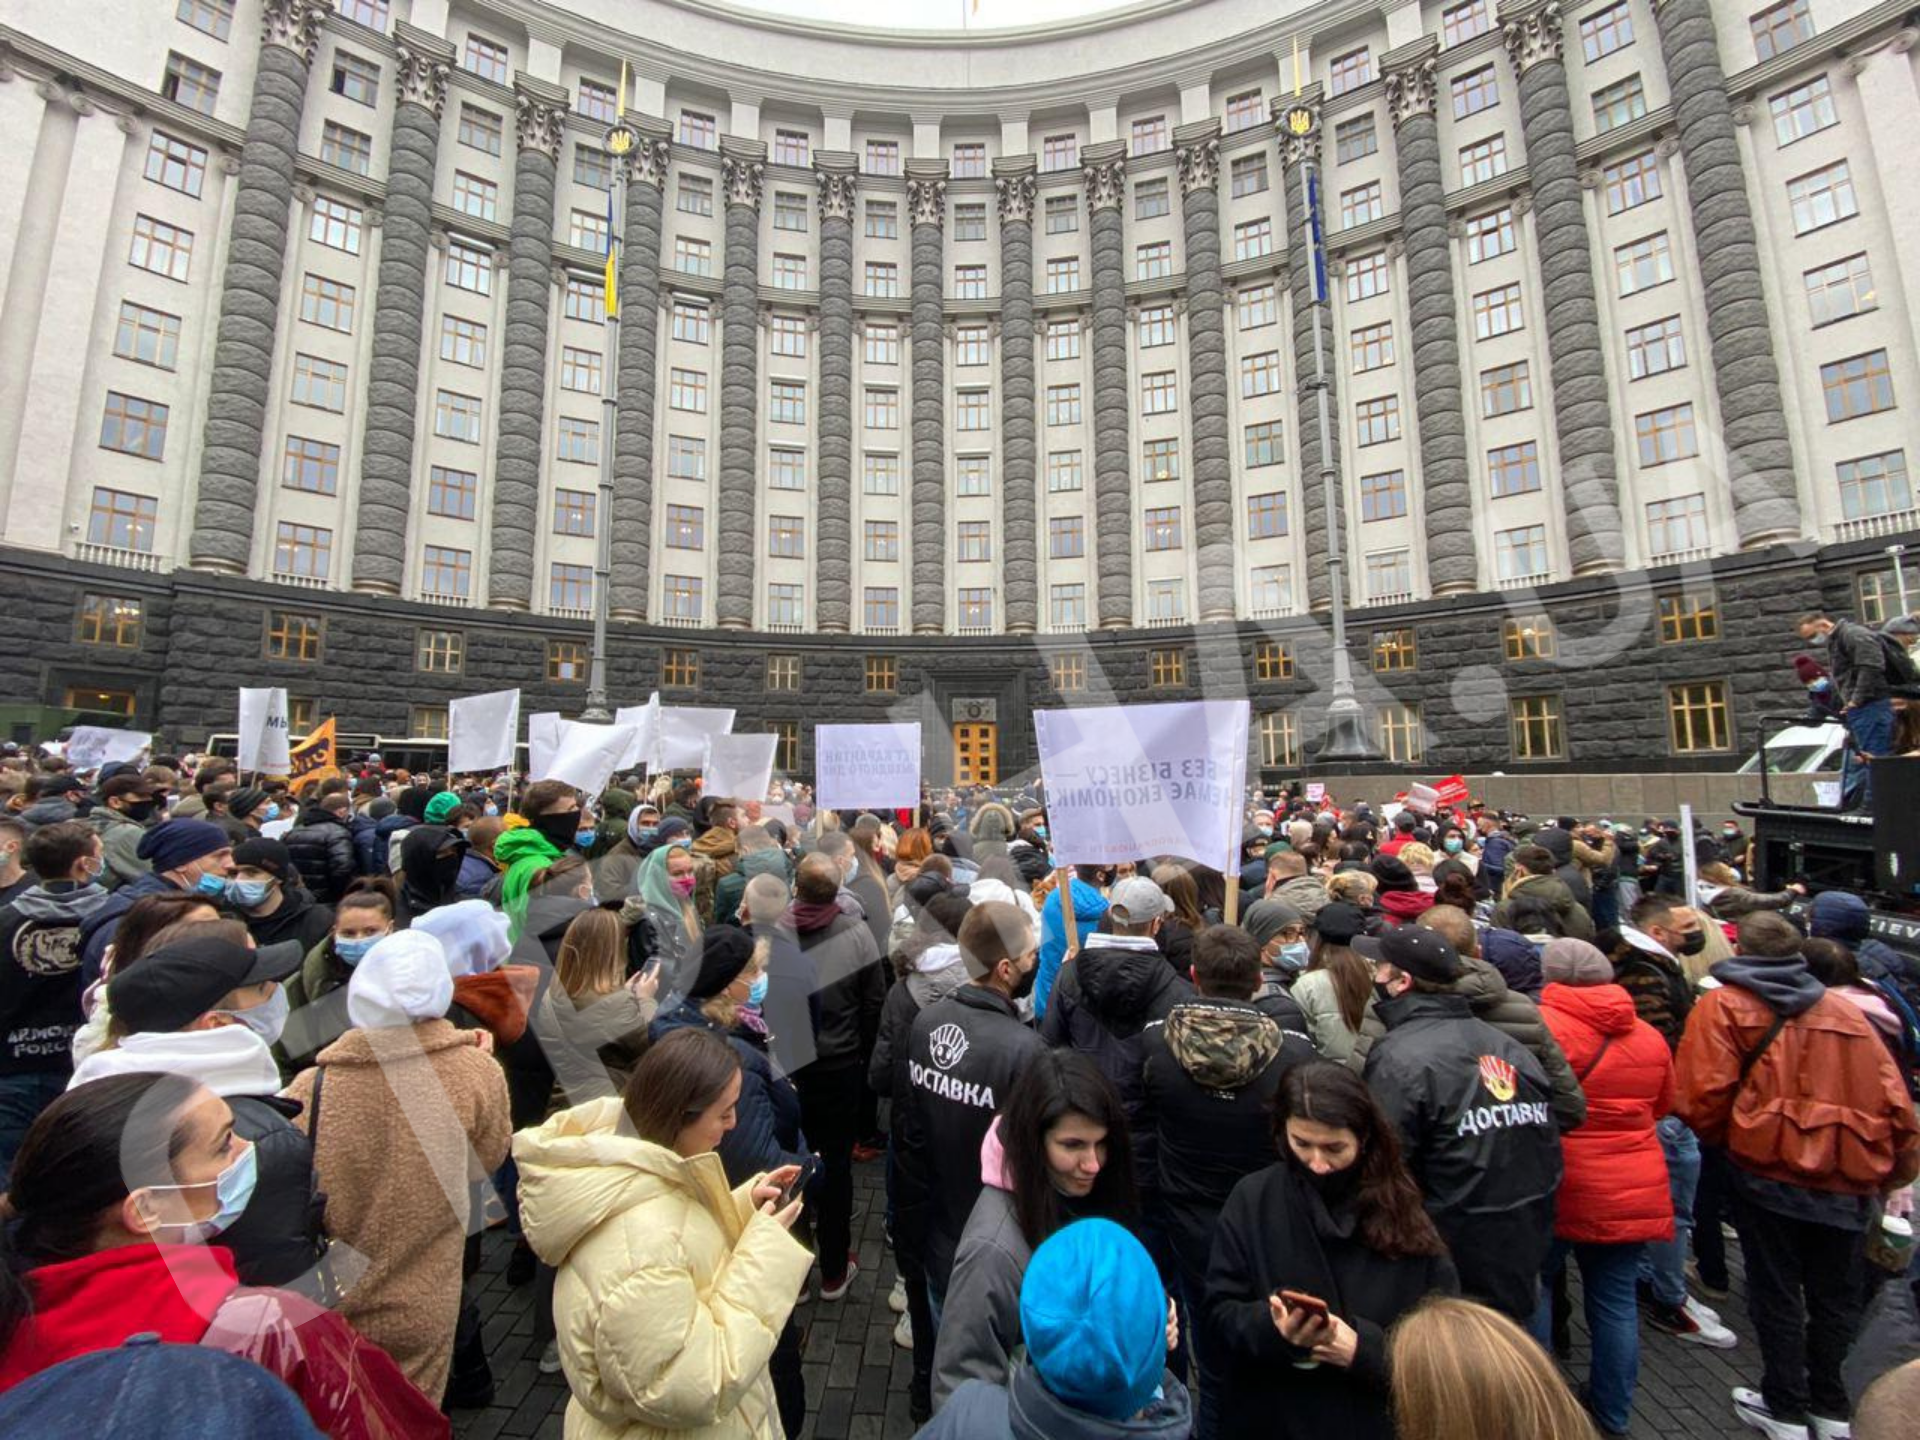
{"left": 515, "top": 1027, "right": 811, "bottom": 1439}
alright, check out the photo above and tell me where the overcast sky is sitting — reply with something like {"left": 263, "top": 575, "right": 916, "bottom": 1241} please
{"left": 735, "top": 0, "right": 1129, "bottom": 30}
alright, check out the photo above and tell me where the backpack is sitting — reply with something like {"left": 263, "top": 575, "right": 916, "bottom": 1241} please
{"left": 1879, "top": 632, "right": 1920, "bottom": 690}
{"left": 1726, "top": 1007, "right": 1901, "bottom": 1191}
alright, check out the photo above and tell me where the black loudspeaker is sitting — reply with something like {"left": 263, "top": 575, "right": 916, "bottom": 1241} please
{"left": 1874, "top": 756, "right": 1920, "bottom": 898}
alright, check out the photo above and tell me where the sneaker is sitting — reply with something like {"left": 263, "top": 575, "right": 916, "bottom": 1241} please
{"left": 894, "top": 1311, "right": 913, "bottom": 1350}
{"left": 1733, "top": 1388, "right": 1811, "bottom": 1440}
{"left": 1646, "top": 1298, "right": 1737, "bottom": 1349}
{"left": 1810, "top": 1417, "right": 1852, "bottom": 1440}
{"left": 889, "top": 1277, "right": 908, "bottom": 1314}
{"left": 819, "top": 1255, "right": 859, "bottom": 1302}
{"left": 538, "top": 1341, "right": 564, "bottom": 1376}
{"left": 1687, "top": 1295, "right": 1725, "bottom": 1326}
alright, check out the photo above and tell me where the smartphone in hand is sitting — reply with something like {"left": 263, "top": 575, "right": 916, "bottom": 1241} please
{"left": 1276, "top": 1289, "right": 1331, "bottom": 1321}
{"left": 777, "top": 1155, "right": 821, "bottom": 1209}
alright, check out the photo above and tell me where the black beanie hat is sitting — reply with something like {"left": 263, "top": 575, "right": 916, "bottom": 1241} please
{"left": 687, "top": 927, "right": 757, "bottom": 1000}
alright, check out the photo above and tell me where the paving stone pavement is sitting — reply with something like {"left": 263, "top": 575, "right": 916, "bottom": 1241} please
{"left": 454, "top": 1155, "right": 1754, "bottom": 1440}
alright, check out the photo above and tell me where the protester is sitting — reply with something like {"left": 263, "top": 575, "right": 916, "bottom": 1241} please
{"left": 1530, "top": 937, "right": 1675, "bottom": 1436}
{"left": 456, "top": 814, "right": 505, "bottom": 900}
{"left": 282, "top": 930, "right": 512, "bottom": 1402}
{"left": 87, "top": 774, "right": 157, "bottom": 890}
{"left": 1291, "top": 901, "right": 1384, "bottom": 1065}
{"left": 1677, "top": 911, "right": 1920, "bottom": 1440}
{"left": 77, "top": 819, "right": 234, "bottom": 980}
{"left": 1390, "top": 1296, "right": 1597, "bottom": 1440}
{"left": 0, "top": 821, "right": 109, "bottom": 1182}
{"left": 496, "top": 783, "right": 580, "bottom": 940}
{"left": 915, "top": 1219, "right": 1189, "bottom": 1440}
{"left": 516, "top": 1028, "right": 811, "bottom": 1439}
{"left": 627, "top": 838, "right": 701, "bottom": 994}
{"left": 1492, "top": 846, "right": 1595, "bottom": 939}
{"left": 1809, "top": 889, "right": 1920, "bottom": 1021}
{"left": 1141, "top": 925, "right": 1318, "bottom": 1437}
{"left": 0, "top": 819, "right": 29, "bottom": 907}
{"left": 1798, "top": 609, "right": 1893, "bottom": 809}
{"left": 281, "top": 791, "right": 358, "bottom": 905}
{"left": 1206, "top": 1061, "right": 1457, "bottom": 1440}
{"left": 541, "top": 905, "right": 659, "bottom": 1104}
{"left": 0, "top": 1342, "right": 327, "bottom": 1440}
{"left": 933, "top": 1050, "right": 1139, "bottom": 1404}
{"left": 0, "top": 1073, "right": 449, "bottom": 1436}
{"left": 712, "top": 824, "right": 791, "bottom": 929}
{"left": 224, "top": 839, "right": 334, "bottom": 954}
{"left": 1358, "top": 926, "right": 1561, "bottom": 1320}
{"left": 1036, "top": 864, "right": 1109, "bottom": 1021}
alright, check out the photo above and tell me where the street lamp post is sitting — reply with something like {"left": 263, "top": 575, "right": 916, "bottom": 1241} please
{"left": 580, "top": 116, "right": 638, "bottom": 725}
{"left": 1889, "top": 543, "right": 1911, "bottom": 620}
{"left": 1282, "top": 102, "right": 1379, "bottom": 766}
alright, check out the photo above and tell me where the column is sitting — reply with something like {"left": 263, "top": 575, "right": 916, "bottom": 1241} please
{"left": 814, "top": 153, "right": 858, "bottom": 633}
{"left": 1383, "top": 42, "right": 1477, "bottom": 595}
{"left": 1500, "top": 0, "right": 1625, "bottom": 575}
{"left": 994, "top": 156, "right": 1039, "bottom": 634}
{"left": 351, "top": 25, "right": 450, "bottom": 594}
{"left": 715, "top": 137, "right": 765, "bottom": 630}
{"left": 487, "top": 74, "right": 567, "bottom": 610}
{"left": 907, "top": 161, "right": 948, "bottom": 634}
{"left": 1176, "top": 121, "right": 1235, "bottom": 622}
{"left": 1276, "top": 98, "right": 1344, "bottom": 614}
{"left": 1082, "top": 140, "right": 1132, "bottom": 629}
{"left": 609, "top": 120, "right": 671, "bottom": 621}
{"left": 189, "top": 0, "right": 331, "bottom": 574}
{"left": 1846, "top": 32, "right": 1920, "bottom": 377}
{"left": 1651, "top": 0, "right": 1801, "bottom": 545}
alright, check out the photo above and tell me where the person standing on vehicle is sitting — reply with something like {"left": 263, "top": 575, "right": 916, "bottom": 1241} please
{"left": 1798, "top": 610, "right": 1892, "bottom": 810}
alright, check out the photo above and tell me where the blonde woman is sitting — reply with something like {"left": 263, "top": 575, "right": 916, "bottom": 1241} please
{"left": 1397, "top": 842, "right": 1438, "bottom": 893}
{"left": 1390, "top": 1297, "right": 1596, "bottom": 1440}
{"left": 1326, "top": 870, "right": 1379, "bottom": 911}
{"left": 540, "top": 907, "right": 661, "bottom": 1105}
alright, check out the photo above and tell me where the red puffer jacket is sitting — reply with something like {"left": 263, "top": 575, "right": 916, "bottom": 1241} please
{"left": 1538, "top": 982, "right": 1676, "bottom": 1244}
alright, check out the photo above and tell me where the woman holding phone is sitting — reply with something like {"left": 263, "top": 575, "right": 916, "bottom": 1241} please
{"left": 516, "top": 1027, "right": 813, "bottom": 1440}
{"left": 1205, "top": 1061, "right": 1457, "bottom": 1440}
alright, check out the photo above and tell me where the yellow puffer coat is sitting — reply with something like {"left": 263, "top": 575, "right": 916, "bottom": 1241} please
{"left": 514, "top": 1097, "right": 812, "bottom": 1440}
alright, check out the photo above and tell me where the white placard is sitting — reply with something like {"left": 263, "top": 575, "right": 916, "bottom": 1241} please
{"left": 655, "top": 706, "right": 735, "bottom": 771}
{"left": 65, "top": 726, "right": 152, "bottom": 772}
{"left": 236, "top": 688, "right": 291, "bottom": 773}
{"left": 1680, "top": 802, "right": 1699, "bottom": 908}
{"left": 527, "top": 712, "right": 566, "bottom": 782}
{"left": 1813, "top": 780, "right": 1841, "bottom": 808}
{"left": 615, "top": 696, "right": 660, "bottom": 771}
{"left": 1404, "top": 782, "right": 1440, "bottom": 817}
{"left": 448, "top": 689, "right": 521, "bottom": 774}
{"left": 542, "top": 723, "right": 639, "bottom": 797}
{"left": 815, "top": 723, "right": 922, "bottom": 811}
{"left": 1304, "top": 783, "right": 1327, "bottom": 804}
{"left": 703, "top": 733, "right": 779, "bottom": 803}
{"left": 1033, "top": 700, "right": 1250, "bottom": 875}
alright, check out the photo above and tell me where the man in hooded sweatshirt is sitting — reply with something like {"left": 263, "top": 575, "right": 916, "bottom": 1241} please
{"left": 1140, "top": 924, "right": 1315, "bottom": 1440}
{"left": 713, "top": 824, "right": 793, "bottom": 929}
{"left": 87, "top": 774, "right": 159, "bottom": 891}
{"left": 1491, "top": 844, "right": 1595, "bottom": 939}
{"left": 77, "top": 819, "right": 235, "bottom": 983}
{"left": 1678, "top": 911, "right": 1920, "bottom": 1440}
{"left": 496, "top": 781, "right": 581, "bottom": 941}
{"left": 915, "top": 1218, "right": 1191, "bottom": 1440}
{"left": 225, "top": 839, "right": 334, "bottom": 955}
{"left": 0, "top": 820, "right": 112, "bottom": 1181}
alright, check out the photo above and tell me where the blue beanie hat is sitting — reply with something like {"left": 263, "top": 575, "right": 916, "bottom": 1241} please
{"left": 1019, "top": 1219, "right": 1166, "bottom": 1420}
{"left": 134, "top": 819, "right": 231, "bottom": 872}
{"left": 1808, "top": 889, "right": 1869, "bottom": 942}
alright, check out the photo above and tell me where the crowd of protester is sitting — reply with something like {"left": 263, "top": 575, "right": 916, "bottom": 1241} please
{"left": 0, "top": 739, "right": 1918, "bottom": 1440}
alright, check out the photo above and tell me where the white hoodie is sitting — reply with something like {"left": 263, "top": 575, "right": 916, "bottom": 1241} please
{"left": 67, "top": 1023, "right": 283, "bottom": 1098}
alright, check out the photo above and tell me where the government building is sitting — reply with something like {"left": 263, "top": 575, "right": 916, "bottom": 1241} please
{"left": 0, "top": 0, "right": 1915, "bottom": 782}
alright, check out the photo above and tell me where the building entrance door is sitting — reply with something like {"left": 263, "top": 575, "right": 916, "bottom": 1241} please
{"left": 953, "top": 722, "right": 998, "bottom": 786}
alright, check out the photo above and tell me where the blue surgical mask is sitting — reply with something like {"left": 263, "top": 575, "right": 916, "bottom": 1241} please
{"left": 637, "top": 826, "right": 659, "bottom": 844}
{"left": 1257, "top": 825, "right": 1273, "bottom": 839}
{"left": 748, "top": 973, "right": 768, "bottom": 1007}
{"left": 194, "top": 871, "right": 229, "bottom": 898}
{"left": 151, "top": 1139, "right": 258, "bottom": 1242}
{"left": 227, "top": 879, "right": 272, "bottom": 910}
{"left": 220, "top": 986, "right": 288, "bottom": 1045}
{"left": 485, "top": 803, "right": 500, "bottom": 817}
{"left": 1033, "top": 826, "right": 1048, "bottom": 842}
{"left": 1278, "top": 941, "right": 1311, "bottom": 972}
{"left": 335, "top": 934, "right": 381, "bottom": 965}
{"left": 263, "top": 803, "right": 281, "bottom": 823}
{"left": 577, "top": 827, "right": 598, "bottom": 848}
{"left": 1443, "top": 837, "right": 1464, "bottom": 855}
{"left": 1810, "top": 678, "right": 1831, "bottom": 693}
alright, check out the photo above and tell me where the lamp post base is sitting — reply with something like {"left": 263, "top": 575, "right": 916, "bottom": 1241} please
{"left": 1309, "top": 701, "right": 1385, "bottom": 769}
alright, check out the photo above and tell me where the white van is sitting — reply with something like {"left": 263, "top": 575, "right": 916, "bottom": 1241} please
{"left": 1737, "top": 721, "right": 1849, "bottom": 776}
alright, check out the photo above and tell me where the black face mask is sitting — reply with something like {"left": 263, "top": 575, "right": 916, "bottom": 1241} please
{"left": 1676, "top": 930, "right": 1707, "bottom": 957}
{"left": 123, "top": 799, "right": 159, "bottom": 823}
{"left": 1374, "top": 980, "right": 1397, "bottom": 1005}
{"left": 1008, "top": 961, "right": 1038, "bottom": 1001}
{"left": 529, "top": 810, "right": 581, "bottom": 853}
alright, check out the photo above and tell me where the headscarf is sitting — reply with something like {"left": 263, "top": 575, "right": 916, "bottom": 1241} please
{"left": 412, "top": 899, "right": 511, "bottom": 978}
{"left": 637, "top": 841, "right": 698, "bottom": 940}
{"left": 495, "top": 821, "right": 563, "bottom": 941}
{"left": 347, "top": 931, "right": 454, "bottom": 1029}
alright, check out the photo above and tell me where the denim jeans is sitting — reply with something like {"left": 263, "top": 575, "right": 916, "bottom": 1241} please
{"left": 1533, "top": 1240, "right": 1646, "bottom": 1434}
{"left": 1842, "top": 697, "right": 1895, "bottom": 809}
{"left": 1640, "top": 1116, "right": 1699, "bottom": 1308}
{"left": 0, "top": 1071, "right": 69, "bottom": 1190}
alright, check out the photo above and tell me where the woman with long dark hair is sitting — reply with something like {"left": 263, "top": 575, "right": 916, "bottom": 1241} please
{"left": 1205, "top": 1060, "right": 1457, "bottom": 1440}
{"left": 931, "top": 1049, "right": 1141, "bottom": 1406}
{"left": 1290, "top": 903, "right": 1384, "bottom": 1067}
{"left": 0, "top": 1072, "right": 448, "bottom": 1436}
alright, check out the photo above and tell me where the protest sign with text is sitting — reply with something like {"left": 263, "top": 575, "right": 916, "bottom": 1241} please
{"left": 236, "top": 688, "right": 291, "bottom": 774}
{"left": 64, "top": 726, "right": 152, "bottom": 773}
{"left": 814, "top": 723, "right": 922, "bottom": 812}
{"left": 1034, "top": 700, "right": 1249, "bottom": 874}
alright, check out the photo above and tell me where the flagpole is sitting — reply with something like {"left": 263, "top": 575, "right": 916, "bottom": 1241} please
{"left": 583, "top": 69, "right": 634, "bottom": 726}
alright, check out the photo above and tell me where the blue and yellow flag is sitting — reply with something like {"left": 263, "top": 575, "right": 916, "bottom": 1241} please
{"left": 604, "top": 185, "right": 618, "bottom": 317}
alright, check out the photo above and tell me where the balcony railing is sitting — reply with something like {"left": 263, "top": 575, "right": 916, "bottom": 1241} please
{"left": 1144, "top": 613, "right": 1187, "bottom": 628}
{"left": 1496, "top": 571, "right": 1548, "bottom": 590}
{"left": 1834, "top": 510, "right": 1920, "bottom": 543}
{"left": 1650, "top": 545, "right": 1711, "bottom": 566}
{"left": 765, "top": 621, "right": 804, "bottom": 633}
{"left": 658, "top": 612, "right": 701, "bottom": 628}
{"left": 864, "top": 623, "right": 900, "bottom": 636}
{"left": 956, "top": 623, "right": 994, "bottom": 635}
{"left": 272, "top": 571, "right": 331, "bottom": 590}
{"left": 422, "top": 590, "right": 475, "bottom": 608}
{"left": 1248, "top": 604, "right": 1298, "bottom": 620}
{"left": 1363, "top": 589, "right": 1414, "bottom": 608}
{"left": 550, "top": 606, "right": 591, "bottom": 621}
{"left": 75, "top": 542, "right": 160, "bottom": 571}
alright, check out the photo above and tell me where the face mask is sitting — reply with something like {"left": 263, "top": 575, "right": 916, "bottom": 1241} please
{"left": 1033, "top": 826, "right": 1048, "bottom": 842}
{"left": 1278, "top": 941, "right": 1310, "bottom": 972}
{"left": 747, "top": 973, "right": 769, "bottom": 1007}
{"left": 124, "top": 799, "right": 159, "bottom": 823}
{"left": 1257, "top": 826, "right": 1273, "bottom": 839}
{"left": 227, "top": 879, "right": 272, "bottom": 910}
{"left": 1676, "top": 930, "right": 1707, "bottom": 956}
{"left": 1443, "top": 837, "right": 1464, "bottom": 855}
{"left": 1810, "top": 678, "right": 1832, "bottom": 693}
{"left": 485, "top": 803, "right": 500, "bottom": 817}
{"left": 194, "top": 871, "right": 229, "bottom": 898}
{"left": 221, "top": 986, "right": 288, "bottom": 1045}
{"left": 1374, "top": 980, "right": 1397, "bottom": 1005}
{"left": 335, "top": 934, "right": 382, "bottom": 965}
{"left": 1009, "top": 961, "right": 1038, "bottom": 1001}
{"left": 262, "top": 803, "right": 281, "bottom": 823}
{"left": 1809, "top": 632, "right": 1828, "bottom": 648}
{"left": 150, "top": 1140, "right": 258, "bottom": 1243}
{"left": 530, "top": 810, "right": 583, "bottom": 853}
{"left": 637, "top": 826, "right": 659, "bottom": 844}
{"left": 1721, "top": 828, "right": 1739, "bottom": 840}
{"left": 577, "top": 827, "right": 598, "bottom": 849}
{"left": 670, "top": 874, "right": 697, "bottom": 898}
{"left": 0, "top": 846, "right": 14, "bottom": 870}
